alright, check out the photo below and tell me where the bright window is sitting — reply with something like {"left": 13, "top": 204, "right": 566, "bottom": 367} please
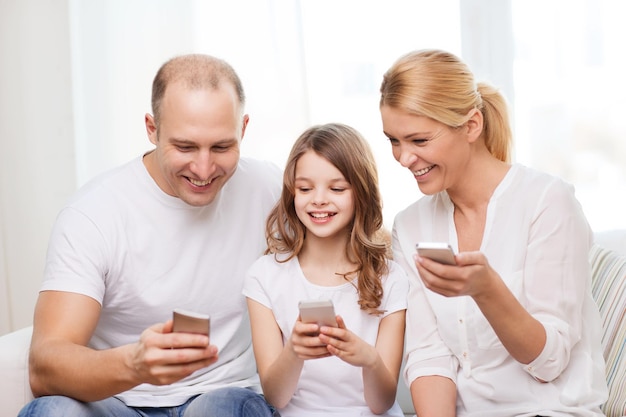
{"left": 511, "top": 0, "right": 626, "bottom": 231}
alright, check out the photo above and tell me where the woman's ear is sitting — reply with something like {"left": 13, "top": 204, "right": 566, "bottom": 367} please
{"left": 465, "top": 108, "right": 483, "bottom": 143}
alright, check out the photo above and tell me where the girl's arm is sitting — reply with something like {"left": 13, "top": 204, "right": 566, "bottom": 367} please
{"left": 320, "top": 310, "right": 406, "bottom": 414}
{"left": 363, "top": 310, "right": 406, "bottom": 414}
{"left": 247, "top": 298, "right": 331, "bottom": 408}
{"left": 247, "top": 298, "right": 301, "bottom": 408}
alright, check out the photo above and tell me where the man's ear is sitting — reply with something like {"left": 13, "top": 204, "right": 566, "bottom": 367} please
{"left": 465, "top": 108, "right": 483, "bottom": 143}
{"left": 145, "top": 113, "right": 158, "bottom": 145}
{"left": 240, "top": 114, "right": 250, "bottom": 142}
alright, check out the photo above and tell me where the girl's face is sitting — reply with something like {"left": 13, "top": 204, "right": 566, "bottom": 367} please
{"left": 380, "top": 105, "right": 470, "bottom": 195}
{"left": 293, "top": 150, "right": 355, "bottom": 240}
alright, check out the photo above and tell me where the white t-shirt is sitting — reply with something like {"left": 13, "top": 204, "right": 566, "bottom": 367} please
{"left": 243, "top": 253, "right": 409, "bottom": 417}
{"left": 40, "top": 155, "right": 282, "bottom": 407}
{"left": 395, "top": 164, "right": 608, "bottom": 417}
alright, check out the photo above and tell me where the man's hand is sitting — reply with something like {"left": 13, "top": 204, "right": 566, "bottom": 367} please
{"left": 128, "top": 319, "right": 219, "bottom": 386}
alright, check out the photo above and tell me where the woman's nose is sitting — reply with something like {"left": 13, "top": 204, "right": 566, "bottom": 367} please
{"left": 398, "top": 148, "right": 418, "bottom": 168}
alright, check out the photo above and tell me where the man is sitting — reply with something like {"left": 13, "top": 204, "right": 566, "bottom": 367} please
{"left": 18, "top": 54, "right": 282, "bottom": 417}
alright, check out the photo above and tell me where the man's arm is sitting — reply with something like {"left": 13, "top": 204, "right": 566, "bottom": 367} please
{"left": 28, "top": 291, "right": 218, "bottom": 401}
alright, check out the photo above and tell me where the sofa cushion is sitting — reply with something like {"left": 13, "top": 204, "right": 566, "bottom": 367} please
{"left": 0, "top": 325, "right": 33, "bottom": 417}
{"left": 589, "top": 245, "right": 626, "bottom": 417}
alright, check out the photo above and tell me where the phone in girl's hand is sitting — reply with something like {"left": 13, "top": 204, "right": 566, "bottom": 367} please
{"left": 298, "top": 299, "right": 338, "bottom": 327}
{"left": 415, "top": 242, "right": 457, "bottom": 265}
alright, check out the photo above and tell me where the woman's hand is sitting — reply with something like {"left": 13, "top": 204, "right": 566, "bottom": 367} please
{"left": 414, "top": 250, "right": 499, "bottom": 299}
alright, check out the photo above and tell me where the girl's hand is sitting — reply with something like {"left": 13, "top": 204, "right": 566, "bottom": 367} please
{"left": 414, "top": 250, "right": 499, "bottom": 299}
{"left": 289, "top": 318, "right": 332, "bottom": 360}
{"left": 318, "top": 316, "right": 378, "bottom": 368}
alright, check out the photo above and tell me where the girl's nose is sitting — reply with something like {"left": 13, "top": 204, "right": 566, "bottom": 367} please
{"left": 312, "top": 189, "right": 328, "bottom": 205}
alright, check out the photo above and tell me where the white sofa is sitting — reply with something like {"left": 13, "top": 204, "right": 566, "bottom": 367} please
{"left": 1, "top": 230, "right": 625, "bottom": 417}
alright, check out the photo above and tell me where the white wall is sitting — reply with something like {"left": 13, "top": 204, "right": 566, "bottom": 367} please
{"left": 0, "top": 0, "right": 77, "bottom": 334}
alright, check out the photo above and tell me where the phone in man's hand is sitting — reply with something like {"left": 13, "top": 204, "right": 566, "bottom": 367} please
{"left": 172, "top": 309, "right": 210, "bottom": 336}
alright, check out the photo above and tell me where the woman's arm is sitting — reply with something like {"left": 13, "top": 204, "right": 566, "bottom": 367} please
{"left": 411, "top": 375, "right": 457, "bottom": 417}
{"left": 418, "top": 254, "right": 547, "bottom": 365}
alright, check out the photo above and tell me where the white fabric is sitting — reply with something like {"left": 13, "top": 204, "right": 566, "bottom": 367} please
{"left": 40, "top": 156, "right": 282, "bottom": 407}
{"left": 243, "top": 254, "right": 409, "bottom": 417}
{"left": 395, "top": 164, "right": 608, "bottom": 417}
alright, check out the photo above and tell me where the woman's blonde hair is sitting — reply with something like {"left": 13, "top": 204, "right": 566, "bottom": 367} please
{"left": 265, "top": 123, "right": 388, "bottom": 314}
{"left": 380, "top": 49, "right": 512, "bottom": 162}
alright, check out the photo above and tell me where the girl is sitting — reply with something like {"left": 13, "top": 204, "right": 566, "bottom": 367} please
{"left": 379, "top": 49, "right": 607, "bottom": 417}
{"left": 243, "top": 123, "right": 408, "bottom": 416}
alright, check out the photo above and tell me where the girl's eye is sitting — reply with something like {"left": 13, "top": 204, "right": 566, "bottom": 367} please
{"left": 331, "top": 188, "right": 346, "bottom": 192}
{"left": 298, "top": 187, "right": 312, "bottom": 192}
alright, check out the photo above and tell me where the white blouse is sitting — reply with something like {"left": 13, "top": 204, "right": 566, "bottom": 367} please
{"left": 394, "top": 164, "right": 608, "bottom": 417}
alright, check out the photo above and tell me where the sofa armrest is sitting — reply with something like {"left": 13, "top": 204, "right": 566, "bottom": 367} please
{"left": 0, "top": 326, "right": 34, "bottom": 417}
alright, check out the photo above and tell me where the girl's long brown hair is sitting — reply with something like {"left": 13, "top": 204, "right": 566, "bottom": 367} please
{"left": 266, "top": 123, "right": 388, "bottom": 314}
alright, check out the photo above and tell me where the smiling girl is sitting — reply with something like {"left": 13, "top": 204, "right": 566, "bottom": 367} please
{"left": 243, "top": 123, "right": 408, "bottom": 417}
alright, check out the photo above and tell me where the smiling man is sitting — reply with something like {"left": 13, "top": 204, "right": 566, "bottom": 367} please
{"left": 19, "top": 55, "right": 282, "bottom": 417}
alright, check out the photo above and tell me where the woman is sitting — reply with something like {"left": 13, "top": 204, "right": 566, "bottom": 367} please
{"left": 379, "top": 49, "right": 608, "bottom": 416}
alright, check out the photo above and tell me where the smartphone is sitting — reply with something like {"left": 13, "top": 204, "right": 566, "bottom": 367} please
{"left": 172, "top": 308, "right": 210, "bottom": 336}
{"left": 298, "top": 299, "right": 337, "bottom": 327}
{"left": 415, "top": 242, "right": 456, "bottom": 265}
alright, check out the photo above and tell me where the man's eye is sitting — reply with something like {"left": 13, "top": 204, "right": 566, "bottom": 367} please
{"left": 213, "top": 146, "right": 231, "bottom": 153}
{"left": 176, "top": 146, "right": 193, "bottom": 152}
{"left": 388, "top": 138, "right": 399, "bottom": 146}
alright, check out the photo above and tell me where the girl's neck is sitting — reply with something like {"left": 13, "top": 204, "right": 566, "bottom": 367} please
{"left": 298, "top": 232, "right": 357, "bottom": 286}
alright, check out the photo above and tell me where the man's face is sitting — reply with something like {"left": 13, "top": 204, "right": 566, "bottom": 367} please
{"left": 144, "top": 81, "right": 248, "bottom": 207}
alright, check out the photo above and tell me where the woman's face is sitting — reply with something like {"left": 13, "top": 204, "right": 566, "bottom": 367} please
{"left": 380, "top": 105, "right": 471, "bottom": 195}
